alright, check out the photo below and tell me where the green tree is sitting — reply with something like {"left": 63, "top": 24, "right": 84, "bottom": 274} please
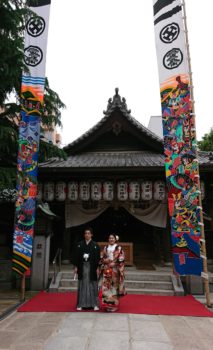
{"left": 0, "top": 0, "right": 67, "bottom": 194}
{"left": 198, "top": 128, "right": 213, "bottom": 152}
{"left": 0, "top": 0, "right": 30, "bottom": 105}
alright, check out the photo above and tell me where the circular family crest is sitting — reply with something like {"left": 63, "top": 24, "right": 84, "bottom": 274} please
{"left": 24, "top": 46, "right": 43, "bottom": 67}
{"left": 26, "top": 16, "right": 45, "bottom": 37}
{"left": 163, "top": 48, "right": 183, "bottom": 70}
{"left": 160, "top": 23, "right": 180, "bottom": 43}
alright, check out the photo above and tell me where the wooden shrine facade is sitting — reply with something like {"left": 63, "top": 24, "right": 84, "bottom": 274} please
{"left": 38, "top": 89, "right": 213, "bottom": 268}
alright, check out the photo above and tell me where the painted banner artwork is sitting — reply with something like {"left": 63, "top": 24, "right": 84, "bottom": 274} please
{"left": 153, "top": 0, "right": 203, "bottom": 275}
{"left": 12, "top": 0, "right": 51, "bottom": 275}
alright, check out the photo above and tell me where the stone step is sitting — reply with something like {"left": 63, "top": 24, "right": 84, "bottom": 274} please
{"left": 58, "top": 286, "right": 77, "bottom": 293}
{"left": 60, "top": 272, "right": 172, "bottom": 282}
{"left": 49, "top": 265, "right": 174, "bottom": 278}
{"left": 125, "top": 273, "right": 172, "bottom": 282}
{"left": 49, "top": 268, "right": 179, "bottom": 296}
{"left": 60, "top": 278, "right": 173, "bottom": 290}
{"left": 60, "top": 279, "right": 78, "bottom": 287}
{"left": 125, "top": 288, "right": 174, "bottom": 296}
{"left": 60, "top": 278, "right": 173, "bottom": 291}
{"left": 57, "top": 286, "right": 174, "bottom": 296}
{"left": 48, "top": 265, "right": 139, "bottom": 275}
{"left": 125, "top": 280, "right": 173, "bottom": 290}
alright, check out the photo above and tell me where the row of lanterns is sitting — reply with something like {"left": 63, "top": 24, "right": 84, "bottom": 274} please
{"left": 37, "top": 180, "right": 166, "bottom": 202}
{"left": 37, "top": 180, "right": 205, "bottom": 202}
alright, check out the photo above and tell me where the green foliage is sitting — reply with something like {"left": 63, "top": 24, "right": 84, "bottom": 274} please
{"left": 0, "top": 167, "right": 17, "bottom": 201}
{"left": 198, "top": 128, "right": 213, "bottom": 151}
{"left": 42, "top": 78, "right": 66, "bottom": 129}
{"left": 0, "top": 167, "right": 17, "bottom": 190}
{"left": 0, "top": 1, "right": 29, "bottom": 105}
{"left": 0, "top": 105, "right": 19, "bottom": 165}
{"left": 0, "top": 0, "right": 67, "bottom": 190}
{"left": 39, "top": 139, "right": 67, "bottom": 162}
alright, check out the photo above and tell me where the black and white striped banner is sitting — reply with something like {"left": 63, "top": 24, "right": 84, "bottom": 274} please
{"left": 153, "top": 0, "right": 203, "bottom": 276}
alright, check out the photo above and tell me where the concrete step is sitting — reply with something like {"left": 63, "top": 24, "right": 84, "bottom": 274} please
{"left": 60, "top": 271, "right": 172, "bottom": 282}
{"left": 60, "top": 272, "right": 77, "bottom": 279}
{"left": 49, "top": 267, "right": 183, "bottom": 296}
{"left": 58, "top": 286, "right": 77, "bottom": 293}
{"left": 60, "top": 279, "right": 78, "bottom": 287}
{"left": 58, "top": 286, "right": 174, "bottom": 296}
{"left": 48, "top": 265, "right": 174, "bottom": 278}
{"left": 60, "top": 278, "right": 173, "bottom": 290}
{"left": 125, "top": 288, "right": 174, "bottom": 296}
{"left": 125, "top": 280, "right": 173, "bottom": 290}
{"left": 125, "top": 272, "right": 171, "bottom": 282}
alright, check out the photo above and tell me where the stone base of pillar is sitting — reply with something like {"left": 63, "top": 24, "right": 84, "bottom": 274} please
{"left": 185, "top": 275, "right": 204, "bottom": 295}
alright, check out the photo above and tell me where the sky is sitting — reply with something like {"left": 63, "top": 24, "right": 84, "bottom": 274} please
{"left": 45, "top": 0, "right": 213, "bottom": 147}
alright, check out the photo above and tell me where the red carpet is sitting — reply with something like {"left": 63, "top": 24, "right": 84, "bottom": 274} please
{"left": 17, "top": 292, "right": 213, "bottom": 317}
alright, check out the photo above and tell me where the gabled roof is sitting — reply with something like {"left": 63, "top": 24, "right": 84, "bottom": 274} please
{"left": 64, "top": 88, "right": 163, "bottom": 154}
{"left": 39, "top": 89, "right": 213, "bottom": 173}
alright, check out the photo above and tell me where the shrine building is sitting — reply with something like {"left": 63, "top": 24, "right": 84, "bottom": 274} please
{"left": 38, "top": 88, "right": 213, "bottom": 269}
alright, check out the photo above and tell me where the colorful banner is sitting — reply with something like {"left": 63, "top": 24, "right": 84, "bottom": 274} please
{"left": 12, "top": 0, "right": 51, "bottom": 275}
{"left": 153, "top": 0, "right": 203, "bottom": 275}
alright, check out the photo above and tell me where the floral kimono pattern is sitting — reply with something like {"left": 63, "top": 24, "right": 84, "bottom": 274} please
{"left": 100, "top": 244, "right": 126, "bottom": 311}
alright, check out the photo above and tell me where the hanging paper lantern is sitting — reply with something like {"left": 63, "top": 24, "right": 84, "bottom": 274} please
{"left": 68, "top": 182, "right": 78, "bottom": 201}
{"left": 79, "top": 182, "right": 90, "bottom": 201}
{"left": 153, "top": 181, "right": 166, "bottom": 201}
{"left": 129, "top": 182, "right": 140, "bottom": 201}
{"left": 91, "top": 182, "right": 102, "bottom": 201}
{"left": 200, "top": 181, "right": 205, "bottom": 200}
{"left": 36, "top": 183, "right": 43, "bottom": 201}
{"left": 55, "top": 182, "right": 66, "bottom": 201}
{"left": 43, "top": 182, "right": 54, "bottom": 202}
{"left": 117, "top": 181, "right": 128, "bottom": 201}
{"left": 141, "top": 181, "right": 153, "bottom": 201}
{"left": 103, "top": 181, "right": 114, "bottom": 201}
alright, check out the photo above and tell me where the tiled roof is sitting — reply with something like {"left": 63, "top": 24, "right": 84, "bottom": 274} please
{"left": 39, "top": 150, "right": 213, "bottom": 170}
{"left": 40, "top": 151, "right": 164, "bottom": 169}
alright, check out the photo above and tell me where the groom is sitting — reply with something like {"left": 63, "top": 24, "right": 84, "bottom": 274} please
{"left": 73, "top": 227, "right": 100, "bottom": 311}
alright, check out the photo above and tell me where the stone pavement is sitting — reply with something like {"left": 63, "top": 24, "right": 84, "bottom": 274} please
{"left": 1, "top": 310, "right": 213, "bottom": 350}
{"left": 0, "top": 291, "right": 38, "bottom": 320}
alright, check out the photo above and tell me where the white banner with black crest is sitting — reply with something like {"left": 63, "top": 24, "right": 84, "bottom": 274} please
{"left": 24, "top": 0, "right": 50, "bottom": 78}
{"left": 13, "top": 0, "right": 51, "bottom": 276}
{"left": 153, "top": 0, "right": 189, "bottom": 83}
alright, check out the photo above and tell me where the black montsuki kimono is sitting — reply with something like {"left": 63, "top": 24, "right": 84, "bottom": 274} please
{"left": 73, "top": 240, "right": 100, "bottom": 280}
{"left": 73, "top": 239, "right": 100, "bottom": 309}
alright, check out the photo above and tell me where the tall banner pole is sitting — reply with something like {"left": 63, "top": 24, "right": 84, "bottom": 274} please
{"left": 152, "top": 0, "right": 211, "bottom": 307}
{"left": 181, "top": 0, "right": 211, "bottom": 307}
{"left": 12, "top": 0, "right": 51, "bottom": 282}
